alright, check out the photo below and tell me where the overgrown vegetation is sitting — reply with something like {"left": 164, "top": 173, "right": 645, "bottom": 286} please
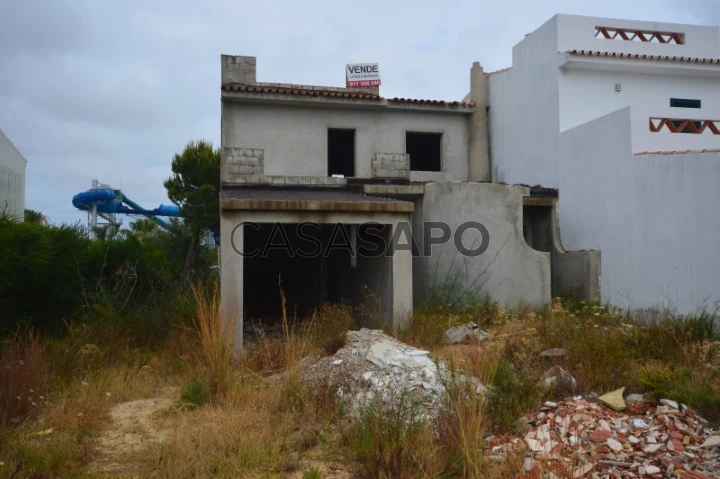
{"left": 2, "top": 204, "right": 719, "bottom": 477}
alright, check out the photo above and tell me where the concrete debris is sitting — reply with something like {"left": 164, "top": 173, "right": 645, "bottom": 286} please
{"left": 486, "top": 396, "right": 720, "bottom": 479}
{"left": 598, "top": 387, "right": 627, "bottom": 411}
{"left": 539, "top": 348, "right": 566, "bottom": 358}
{"left": 441, "top": 322, "right": 490, "bottom": 344}
{"left": 626, "top": 394, "right": 648, "bottom": 404}
{"left": 538, "top": 366, "right": 577, "bottom": 397}
{"left": 301, "top": 329, "right": 486, "bottom": 422}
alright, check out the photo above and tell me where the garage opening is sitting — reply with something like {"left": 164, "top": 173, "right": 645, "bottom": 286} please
{"left": 327, "top": 129, "right": 355, "bottom": 177}
{"left": 243, "top": 222, "right": 392, "bottom": 327}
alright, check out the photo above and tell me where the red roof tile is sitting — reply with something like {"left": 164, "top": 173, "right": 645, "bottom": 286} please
{"left": 565, "top": 50, "right": 720, "bottom": 64}
{"left": 222, "top": 83, "right": 380, "bottom": 99}
{"left": 222, "top": 83, "right": 474, "bottom": 108}
{"left": 634, "top": 149, "right": 720, "bottom": 155}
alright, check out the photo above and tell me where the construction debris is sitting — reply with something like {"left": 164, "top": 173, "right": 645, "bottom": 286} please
{"left": 598, "top": 387, "right": 627, "bottom": 411}
{"left": 301, "top": 329, "right": 486, "bottom": 422}
{"left": 538, "top": 366, "right": 578, "bottom": 397}
{"left": 487, "top": 395, "right": 720, "bottom": 478}
{"left": 441, "top": 322, "right": 490, "bottom": 344}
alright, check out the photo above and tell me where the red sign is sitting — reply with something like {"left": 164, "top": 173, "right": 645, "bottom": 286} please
{"left": 347, "top": 79, "right": 381, "bottom": 88}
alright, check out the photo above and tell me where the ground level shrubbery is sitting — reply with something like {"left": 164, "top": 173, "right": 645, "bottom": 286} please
{"left": 2, "top": 286, "right": 718, "bottom": 478}
{"left": 2, "top": 213, "right": 719, "bottom": 477}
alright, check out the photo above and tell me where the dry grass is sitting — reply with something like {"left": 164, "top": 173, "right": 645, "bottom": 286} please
{"left": 157, "top": 383, "right": 294, "bottom": 478}
{"left": 3, "top": 295, "right": 718, "bottom": 479}
{"left": 0, "top": 330, "right": 48, "bottom": 427}
{"left": 192, "top": 281, "right": 236, "bottom": 398}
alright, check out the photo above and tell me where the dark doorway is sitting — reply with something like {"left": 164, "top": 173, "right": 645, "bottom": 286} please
{"left": 327, "top": 129, "right": 355, "bottom": 177}
{"left": 406, "top": 132, "right": 442, "bottom": 171}
{"left": 243, "top": 222, "right": 392, "bottom": 327}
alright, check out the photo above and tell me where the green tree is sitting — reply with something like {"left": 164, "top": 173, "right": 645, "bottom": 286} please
{"left": 163, "top": 140, "right": 220, "bottom": 281}
{"left": 24, "top": 209, "right": 48, "bottom": 225}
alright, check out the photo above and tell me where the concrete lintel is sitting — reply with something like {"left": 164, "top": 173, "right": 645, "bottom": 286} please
{"left": 220, "top": 198, "right": 415, "bottom": 213}
{"left": 363, "top": 184, "right": 426, "bottom": 197}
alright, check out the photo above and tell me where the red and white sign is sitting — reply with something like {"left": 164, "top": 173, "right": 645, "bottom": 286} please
{"left": 346, "top": 63, "right": 381, "bottom": 88}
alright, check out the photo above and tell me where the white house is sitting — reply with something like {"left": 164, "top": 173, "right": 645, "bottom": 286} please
{"left": 488, "top": 14, "right": 720, "bottom": 314}
{"left": 0, "top": 129, "right": 27, "bottom": 221}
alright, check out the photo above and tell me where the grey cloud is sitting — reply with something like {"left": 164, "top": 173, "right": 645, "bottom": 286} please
{"left": 0, "top": 0, "right": 705, "bottom": 226}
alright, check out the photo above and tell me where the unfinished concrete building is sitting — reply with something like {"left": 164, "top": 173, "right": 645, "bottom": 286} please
{"left": 219, "top": 55, "right": 599, "bottom": 351}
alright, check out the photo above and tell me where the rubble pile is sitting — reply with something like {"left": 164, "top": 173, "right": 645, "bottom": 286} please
{"left": 488, "top": 396, "right": 720, "bottom": 478}
{"left": 301, "top": 328, "right": 486, "bottom": 421}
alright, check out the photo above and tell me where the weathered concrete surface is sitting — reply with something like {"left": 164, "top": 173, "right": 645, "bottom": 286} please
{"left": 220, "top": 208, "right": 413, "bottom": 353}
{"left": 467, "top": 62, "right": 490, "bottom": 182}
{"left": 0, "top": 130, "right": 27, "bottom": 220}
{"left": 418, "top": 182, "right": 551, "bottom": 308}
{"left": 221, "top": 102, "right": 471, "bottom": 183}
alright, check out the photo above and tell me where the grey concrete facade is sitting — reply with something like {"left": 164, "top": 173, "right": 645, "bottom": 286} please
{"left": 0, "top": 130, "right": 27, "bottom": 221}
{"left": 218, "top": 54, "right": 600, "bottom": 353}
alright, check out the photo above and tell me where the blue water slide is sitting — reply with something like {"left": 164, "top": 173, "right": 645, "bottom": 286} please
{"left": 72, "top": 188, "right": 182, "bottom": 230}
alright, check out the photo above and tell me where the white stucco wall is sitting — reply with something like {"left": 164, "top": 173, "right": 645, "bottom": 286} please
{"left": 488, "top": 15, "right": 561, "bottom": 187}
{"left": 0, "top": 130, "right": 27, "bottom": 220}
{"left": 558, "top": 108, "right": 720, "bottom": 314}
{"left": 222, "top": 102, "right": 470, "bottom": 182}
{"left": 559, "top": 69, "right": 720, "bottom": 132}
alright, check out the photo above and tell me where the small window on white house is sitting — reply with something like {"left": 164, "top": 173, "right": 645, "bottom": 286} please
{"left": 670, "top": 98, "right": 701, "bottom": 109}
{"left": 406, "top": 132, "right": 442, "bottom": 172}
{"left": 670, "top": 99, "right": 702, "bottom": 132}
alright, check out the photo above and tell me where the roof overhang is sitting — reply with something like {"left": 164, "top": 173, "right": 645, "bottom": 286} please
{"left": 220, "top": 187, "right": 415, "bottom": 213}
{"left": 221, "top": 87, "right": 475, "bottom": 115}
{"left": 558, "top": 52, "right": 720, "bottom": 79}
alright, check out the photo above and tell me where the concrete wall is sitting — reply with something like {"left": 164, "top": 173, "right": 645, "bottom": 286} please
{"left": 558, "top": 108, "right": 720, "bottom": 313}
{"left": 0, "top": 130, "right": 26, "bottom": 220}
{"left": 488, "top": 15, "right": 561, "bottom": 187}
{"left": 220, "top": 209, "right": 413, "bottom": 351}
{"left": 221, "top": 103, "right": 469, "bottom": 182}
{"left": 419, "top": 182, "right": 551, "bottom": 308}
{"left": 559, "top": 70, "right": 720, "bottom": 132}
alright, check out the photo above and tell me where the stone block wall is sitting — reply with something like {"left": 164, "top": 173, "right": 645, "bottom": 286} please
{"left": 221, "top": 147, "right": 264, "bottom": 183}
{"left": 371, "top": 153, "right": 410, "bottom": 180}
{"left": 221, "top": 147, "right": 347, "bottom": 186}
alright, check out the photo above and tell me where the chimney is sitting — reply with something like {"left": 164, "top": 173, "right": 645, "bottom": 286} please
{"left": 467, "top": 61, "right": 490, "bottom": 182}
{"left": 221, "top": 55, "right": 257, "bottom": 85}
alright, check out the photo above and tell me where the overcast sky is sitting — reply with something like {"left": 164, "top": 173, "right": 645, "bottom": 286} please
{"left": 1, "top": 0, "right": 718, "bottom": 226}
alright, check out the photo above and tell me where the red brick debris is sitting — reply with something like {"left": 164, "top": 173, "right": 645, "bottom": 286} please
{"left": 486, "top": 397, "right": 720, "bottom": 478}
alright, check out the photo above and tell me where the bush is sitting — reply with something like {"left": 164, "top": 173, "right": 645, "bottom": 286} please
{"left": 0, "top": 213, "right": 214, "bottom": 344}
{"left": 178, "top": 377, "right": 208, "bottom": 409}
{"left": 486, "top": 359, "right": 543, "bottom": 432}
{"left": 341, "top": 391, "right": 440, "bottom": 478}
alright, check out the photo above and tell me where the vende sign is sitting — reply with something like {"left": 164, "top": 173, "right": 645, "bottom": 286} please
{"left": 346, "top": 63, "right": 381, "bottom": 88}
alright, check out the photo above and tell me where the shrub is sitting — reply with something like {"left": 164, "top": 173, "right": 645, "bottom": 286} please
{"left": 178, "top": 377, "right": 208, "bottom": 409}
{"left": 341, "top": 391, "right": 441, "bottom": 478}
{"left": 486, "top": 359, "right": 543, "bottom": 432}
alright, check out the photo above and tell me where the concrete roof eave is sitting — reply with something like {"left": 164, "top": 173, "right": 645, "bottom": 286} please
{"left": 221, "top": 91, "right": 475, "bottom": 114}
{"left": 558, "top": 53, "right": 720, "bottom": 78}
{"left": 220, "top": 197, "right": 415, "bottom": 213}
